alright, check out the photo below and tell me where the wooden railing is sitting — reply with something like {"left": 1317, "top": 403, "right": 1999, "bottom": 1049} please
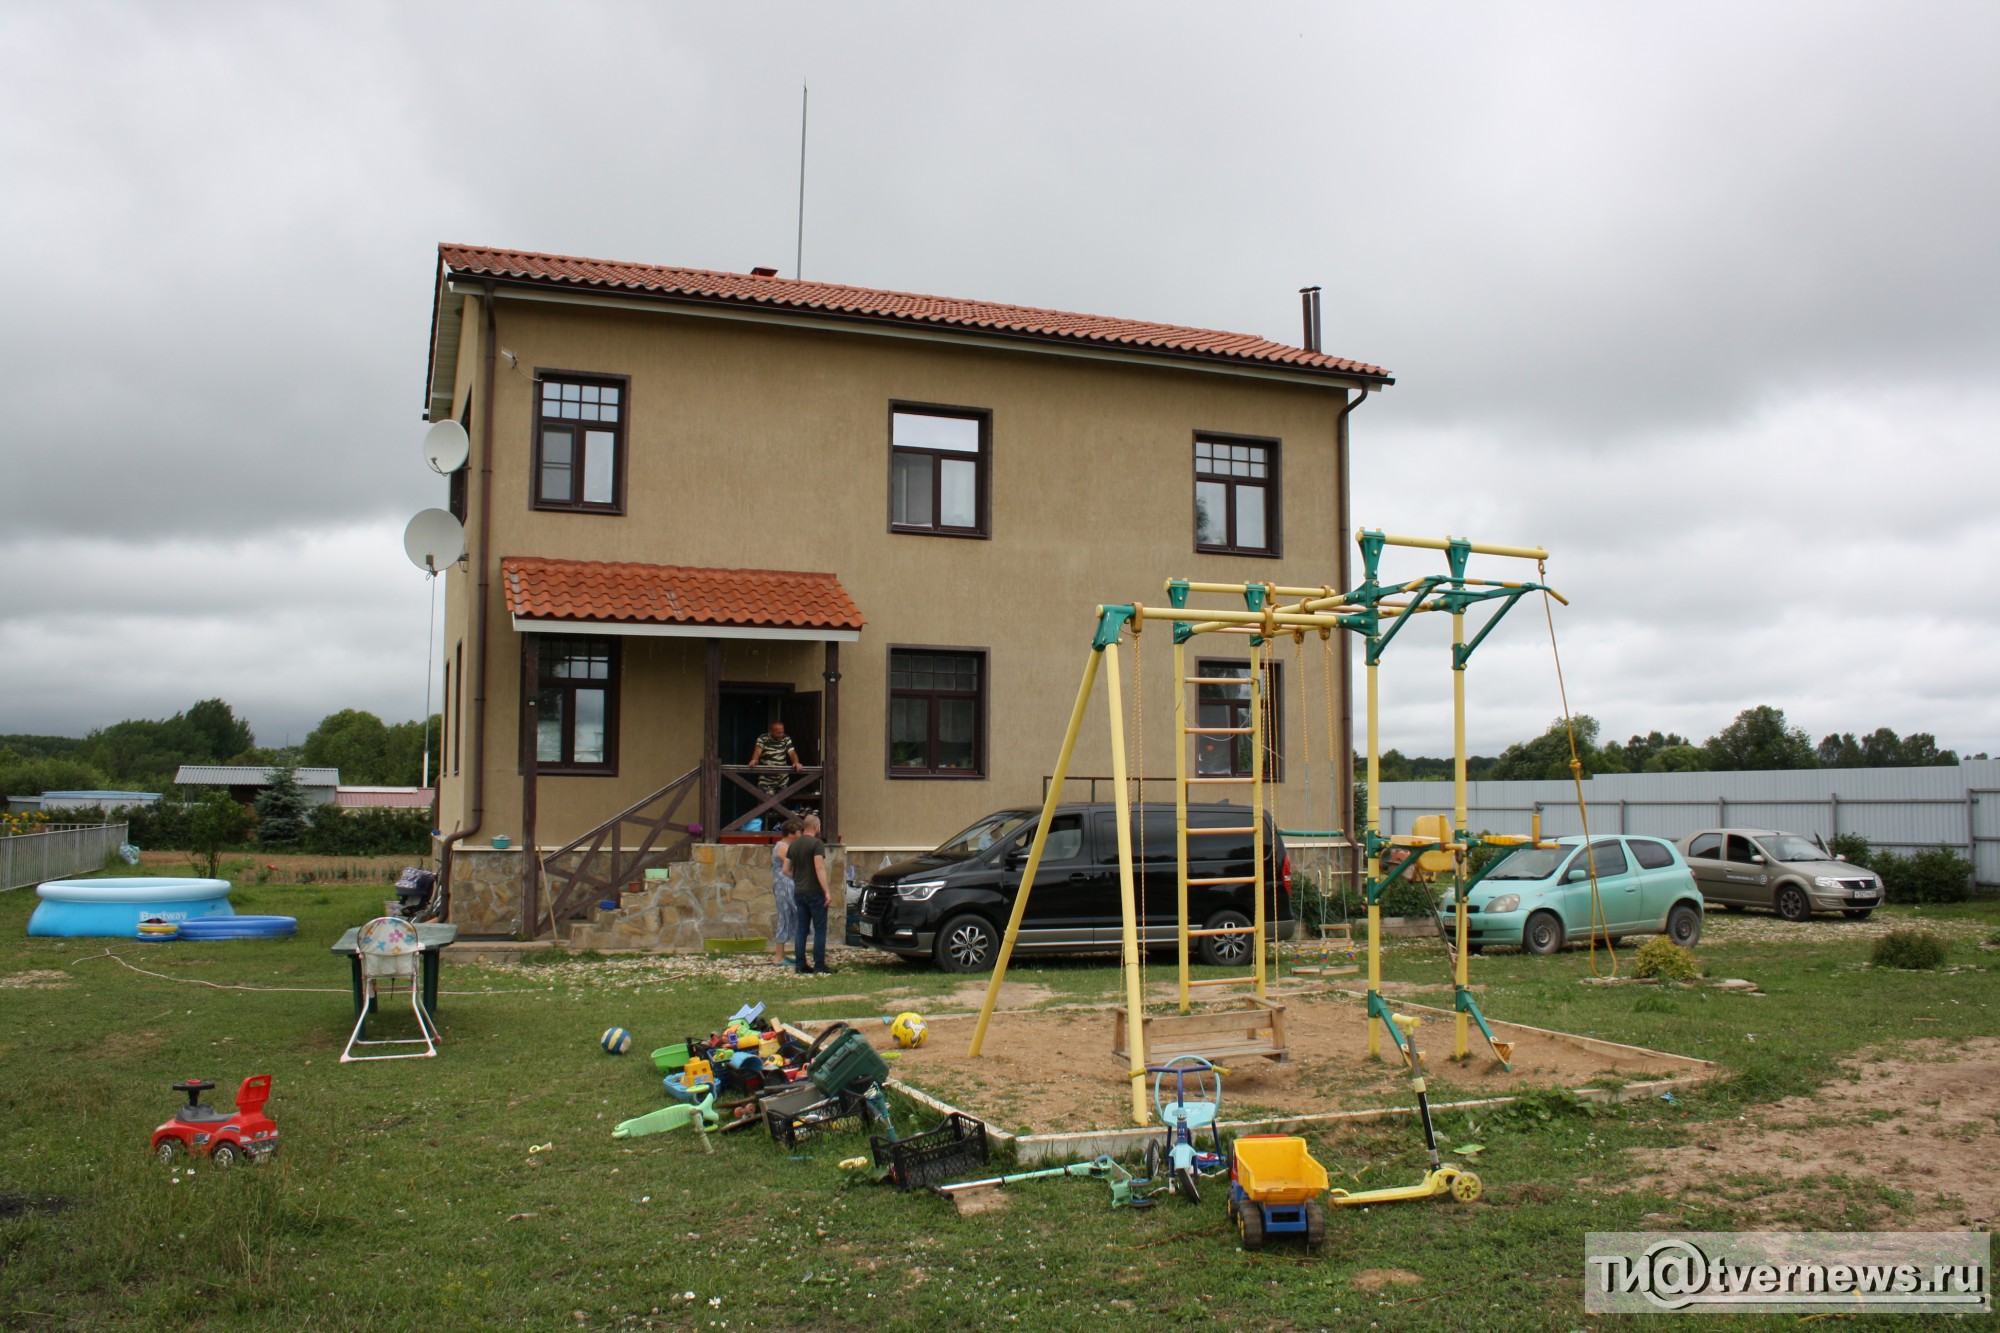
{"left": 719, "top": 765, "right": 824, "bottom": 836}
{"left": 536, "top": 767, "right": 701, "bottom": 936}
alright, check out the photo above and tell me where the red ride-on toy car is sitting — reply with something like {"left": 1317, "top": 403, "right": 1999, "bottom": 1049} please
{"left": 151, "top": 1076, "right": 278, "bottom": 1167}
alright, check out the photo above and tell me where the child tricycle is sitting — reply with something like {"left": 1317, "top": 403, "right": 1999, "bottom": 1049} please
{"left": 1143, "top": 1056, "right": 1227, "bottom": 1203}
{"left": 1228, "top": 1134, "right": 1329, "bottom": 1250}
{"left": 151, "top": 1076, "right": 278, "bottom": 1166}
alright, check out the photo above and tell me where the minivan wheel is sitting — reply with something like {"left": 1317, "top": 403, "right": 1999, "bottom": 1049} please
{"left": 1198, "top": 910, "right": 1253, "bottom": 968}
{"left": 935, "top": 914, "right": 999, "bottom": 973}
{"left": 1774, "top": 885, "right": 1812, "bottom": 922}
{"left": 1521, "top": 912, "right": 1565, "bottom": 956}
{"left": 1666, "top": 902, "right": 1702, "bottom": 947}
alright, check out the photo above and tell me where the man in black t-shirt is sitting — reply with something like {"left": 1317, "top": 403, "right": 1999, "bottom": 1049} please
{"left": 787, "top": 814, "right": 831, "bottom": 974}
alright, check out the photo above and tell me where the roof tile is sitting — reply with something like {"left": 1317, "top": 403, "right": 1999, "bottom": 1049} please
{"left": 440, "top": 244, "right": 1388, "bottom": 380}
{"left": 502, "top": 557, "right": 865, "bottom": 632}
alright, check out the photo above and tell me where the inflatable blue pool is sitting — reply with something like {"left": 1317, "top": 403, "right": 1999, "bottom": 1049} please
{"left": 28, "top": 878, "right": 235, "bottom": 938}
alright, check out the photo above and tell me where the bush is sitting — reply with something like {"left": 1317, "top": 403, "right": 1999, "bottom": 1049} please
{"left": 1631, "top": 937, "right": 1701, "bottom": 982}
{"left": 300, "top": 806, "right": 435, "bottom": 857}
{"left": 1377, "top": 878, "right": 1437, "bottom": 919}
{"left": 1827, "top": 832, "right": 1872, "bottom": 867}
{"left": 1873, "top": 846, "right": 1974, "bottom": 904}
{"left": 1870, "top": 930, "right": 1947, "bottom": 970}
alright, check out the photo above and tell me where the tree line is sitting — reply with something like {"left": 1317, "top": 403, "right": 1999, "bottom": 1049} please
{"left": 0, "top": 699, "right": 441, "bottom": 797}
{"left": 1370, "top": 704, "right": 1986, "bottom": 783}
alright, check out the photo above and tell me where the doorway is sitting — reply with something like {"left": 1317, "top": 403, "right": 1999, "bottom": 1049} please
{"left": 719, "top": 684, "right": 822, "bottom": 827}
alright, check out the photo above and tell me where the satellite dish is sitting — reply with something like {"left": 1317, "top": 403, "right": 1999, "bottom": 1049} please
{"left": 403, "top": 509, "right": 466, "bottom": 574}
{"left": 423, "top": 420, "right": 470, "bottom": 474}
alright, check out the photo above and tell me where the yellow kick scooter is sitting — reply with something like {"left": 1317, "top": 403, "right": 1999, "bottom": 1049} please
{"left": 1327, "top": 1014, "right": 1482, "bottom": 1207}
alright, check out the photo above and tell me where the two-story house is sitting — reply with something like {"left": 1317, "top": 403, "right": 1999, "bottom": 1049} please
{"left": 422, "top": 245, "right": 1390, "bottom": 940}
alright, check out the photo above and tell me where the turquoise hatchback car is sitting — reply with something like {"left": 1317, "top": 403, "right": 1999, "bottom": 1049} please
{"left": 1438, "top": 835, "right": 1704, "bottom": 955}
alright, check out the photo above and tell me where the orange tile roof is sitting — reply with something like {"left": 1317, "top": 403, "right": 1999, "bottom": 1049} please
{"left": 502, "top": 557, "right": 865, "bottom": 633}
{"left": 440, "top": 244, "right": 1390, "bottom": 381}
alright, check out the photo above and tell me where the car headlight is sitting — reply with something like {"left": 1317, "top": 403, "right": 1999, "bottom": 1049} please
{"left": 1812, "top": 876, "right": 1843, "bottom": 889}
{"left": 895, "top": 880, "right": 947, "bottom": 902}
{"left": 1485, "top": 894, "right": 1521, "bottom": 914}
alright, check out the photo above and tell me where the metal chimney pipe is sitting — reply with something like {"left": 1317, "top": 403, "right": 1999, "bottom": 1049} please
{"left": 1300, "top": 285, "right": 1323, "bottom": 352}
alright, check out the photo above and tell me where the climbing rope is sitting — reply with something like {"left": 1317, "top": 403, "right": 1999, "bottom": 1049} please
{"left": 1540, "top": 560, "right": 1615, "bottom": 977}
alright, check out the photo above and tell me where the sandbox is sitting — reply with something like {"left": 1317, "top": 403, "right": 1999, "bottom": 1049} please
{"left": 798, "top": 987, "right": 1714, "bottom": 1164}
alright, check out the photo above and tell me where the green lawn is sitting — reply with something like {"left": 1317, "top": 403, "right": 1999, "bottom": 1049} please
{"left": 1, "top": 875, "right": 1993, "bottom": 1330}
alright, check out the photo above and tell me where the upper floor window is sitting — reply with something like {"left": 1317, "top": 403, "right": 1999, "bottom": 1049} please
{"left": 535, "top": 636, "right": 619, "bottom": 773}
{"left": 1194, "top": 434, "right": 1280, "bottom": 556}
{"left": 888, "top": 647, "right": 986, "bottom": 777}
{"left": 890, "top": 406, "right": 989, "bottom": 538}
{"left": 535, "top": 374, "right": 627, "bottom": 513}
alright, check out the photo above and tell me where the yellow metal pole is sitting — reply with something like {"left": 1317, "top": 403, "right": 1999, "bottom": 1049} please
{"left": 1174, "top": 638, "right": 1191, "bottom": 1013}
{"left": 1374, "top": 532, "right": 1550, "bottom": 561}
{"left": 1366, "top": 646, "right": 1383, "bottom": 1059}
{"left": 1104, "top": 642, "right": 1151, "bottom": 1126}
{"left": 1249, "top": 637, "right": 1267, "bottom": 998}
{"left": 1453, "top": 608, "right": 1470, "bottom": 1061}
{"left": 968, "top": 647, "right": 1101, "bottom": 1058}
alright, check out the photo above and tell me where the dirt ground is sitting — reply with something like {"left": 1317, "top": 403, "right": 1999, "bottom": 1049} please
{"left": 801, "top": 989, "right": 1706, "bottom": 1134}
{"left": 1623, "top": 1037, "right": 2000, "bottom": 1229}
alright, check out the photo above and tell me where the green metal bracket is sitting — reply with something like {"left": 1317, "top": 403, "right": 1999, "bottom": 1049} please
{"left": 1366, "top": 989, "right": 1410, "bottom": 1059}
{"left": 1445, "top": 537, "right": 1471, "bottom": 584}
{"left": 1358, "top": 529, "right": 1387, "bottom": 584}
{"left": 1092, "top": 604, "right": 1134, "bottom": 651}
{"left": 1454, "top": 986, "right": 1512, "bottom": 1071}
{"left": 1166, "top": 580, "right": 1190, "bottom": 609}
{"left": 1452, "top": 589, "right": 1530, "bottom": 670}
{"left": 1242, "top": 584, "right": 1267, "bottom": 613}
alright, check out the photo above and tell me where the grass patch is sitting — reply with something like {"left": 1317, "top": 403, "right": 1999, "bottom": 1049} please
{"left": 0, "top": 886, "right": 1995, "bottom": 1328}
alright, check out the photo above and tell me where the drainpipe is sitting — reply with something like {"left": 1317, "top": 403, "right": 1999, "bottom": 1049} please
{"left": 437, "top": 284, "right": 500, "bottom": 914}
{"left": 1336, "top": 383, "right": 1370, "bottom": 860}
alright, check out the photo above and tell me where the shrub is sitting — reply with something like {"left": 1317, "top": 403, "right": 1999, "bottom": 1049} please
{"left": 254, "top": 764, "right": 312, "bottom": 848}
{"left": 1873, "top": 846, "right": 1974, "bottom": 904}
{"left": 1826, "top": 832, "right": 1872, "bottom": 867}
{"left": 1631, "top": 937, "right": 1701, "bottom": 982}
{"left": 1377, "top": 879, "right": 1437, "bottom": 919}
{"left": 300, "top": 806, "right": 435, "bottom": 857}
{"left": 1870, "top": 930, "right": 1947, "bottom": 970}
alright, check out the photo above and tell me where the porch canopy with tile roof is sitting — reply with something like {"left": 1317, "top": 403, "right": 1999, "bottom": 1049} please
{"left": 501, "top": 556, "right": 864, "bottom": 845}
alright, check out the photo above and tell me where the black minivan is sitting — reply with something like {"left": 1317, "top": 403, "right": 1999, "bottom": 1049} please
{"left": 847, "top": 801, "right": 1296, "bottom": 972}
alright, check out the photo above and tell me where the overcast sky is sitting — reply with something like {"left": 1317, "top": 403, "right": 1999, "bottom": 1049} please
{"left": 2, "top": 1, "right": 1996, "bottom": 760}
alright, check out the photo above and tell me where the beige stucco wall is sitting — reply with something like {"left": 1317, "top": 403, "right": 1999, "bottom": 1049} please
{"left": 433, "top": 291, "right": 1356, "bottom": 856}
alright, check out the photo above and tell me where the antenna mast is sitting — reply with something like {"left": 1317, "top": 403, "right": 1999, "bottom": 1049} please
{"left": 796, "top": 84, "right": 808, "bottom": 279}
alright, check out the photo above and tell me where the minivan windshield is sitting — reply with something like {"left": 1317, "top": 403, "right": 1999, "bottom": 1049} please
{"left": 1482, "top": 847, "right": 1570, "bottom": 881}
{"left": 932, "top": 811, "right": 1034, "bottom": 860}
{"left": 1761, "top": 833, "right": 1828, "bottom": 862}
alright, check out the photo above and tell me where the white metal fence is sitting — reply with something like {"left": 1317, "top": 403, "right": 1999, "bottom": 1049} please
{"left": 1375, "top": 760, "right": 2000, "bottom": 888}
{"left": 0, "top": 823, "right": 128, "bottom": 891}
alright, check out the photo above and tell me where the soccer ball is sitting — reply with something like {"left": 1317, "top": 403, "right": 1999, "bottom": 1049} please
{"left": 888, "top": 1011, "right": 928, "bottom": 1050}
{"left": 600, "top": 1027, "right": 632, "bottom": 1055}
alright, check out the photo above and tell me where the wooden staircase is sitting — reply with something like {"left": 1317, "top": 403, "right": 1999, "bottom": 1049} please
{"left": 534, "top": 767, "right": 701, "bottom": 939}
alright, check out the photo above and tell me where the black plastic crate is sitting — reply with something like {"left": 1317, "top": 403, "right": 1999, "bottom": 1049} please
{"left": 764, "top": 1085, "right": 870, "bottom": 1149}
{"left": 870, "top": 1112, "right": 990, "bottom": 1191}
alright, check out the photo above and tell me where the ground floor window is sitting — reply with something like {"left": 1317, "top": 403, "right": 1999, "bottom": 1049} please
{"left": 535, "top": 636, "right": 618, "bottom": 773}
{"left": 888, "top": 647, "right": 985, "bottom": 777}
{"left": 1195, "top": 658, "right": 1283, "bottom": 781}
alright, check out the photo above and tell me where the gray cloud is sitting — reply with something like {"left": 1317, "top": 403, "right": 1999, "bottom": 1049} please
{"left": 1, "top": 0, "right": 1995, "bottom": 760}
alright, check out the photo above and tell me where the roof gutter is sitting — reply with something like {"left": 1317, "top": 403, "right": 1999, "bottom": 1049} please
{"left": 1337, "top": 384, "right": 1371, "bottom": 846}
{"left": 442, "top": 273, "right": 1395, "bottom": 394}
{"left": 437, "top": 285, "right": 499, "bottom": 915}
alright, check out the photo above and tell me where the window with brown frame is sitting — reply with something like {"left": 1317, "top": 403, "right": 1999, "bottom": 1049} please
{"left": 533, "top": 375, "right": 627, "bottom": 513}
{"left": 535, "top": 637, "right": 619, "bottom": 773}
{"left": 889, "top": 406, "right": 990, "bottom": 537}
{"left": 1194, "top": 658, "right": 1283, "bottom": 781}
{"left": 887, "top": 648, "right": 986, "bottom": 777}
{"left": 1193, "top": 434, "right": 1280, "bottom": 556}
